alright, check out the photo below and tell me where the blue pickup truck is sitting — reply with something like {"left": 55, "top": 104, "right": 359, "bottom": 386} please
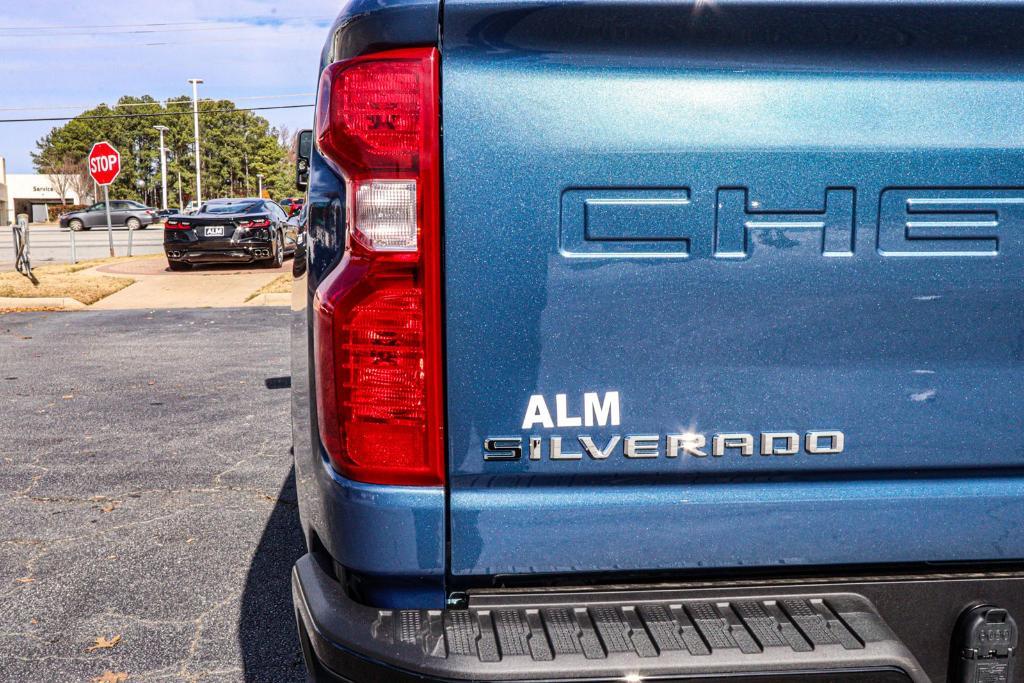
{"left": 289, "top": 1, "right": 1024, "bottom": 681}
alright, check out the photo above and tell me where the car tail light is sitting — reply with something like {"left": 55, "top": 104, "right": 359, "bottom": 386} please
{"left": 165, "top": 220, "right": 188, "bottom": 230}
{"left": 238, "top": 218, "right": 271, "bottom": 229}
{"left": 313, "top": 47, "right": 443, "bottom": 486}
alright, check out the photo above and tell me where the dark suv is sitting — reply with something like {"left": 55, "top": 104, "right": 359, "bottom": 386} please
{"left": 59, "top": 200, "right": 157, "bottom": 231}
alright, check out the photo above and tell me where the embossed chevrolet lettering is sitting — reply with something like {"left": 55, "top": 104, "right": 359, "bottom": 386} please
{"left": 561, "top": 186, "right": 1024, "bottom": 258}
{"left": 483, "top": 430, "right": 844, "bottom": 461}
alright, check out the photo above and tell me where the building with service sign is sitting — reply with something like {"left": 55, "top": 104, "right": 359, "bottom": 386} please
{"left": 0, "top": 156, "right": 82, "bottom": 225}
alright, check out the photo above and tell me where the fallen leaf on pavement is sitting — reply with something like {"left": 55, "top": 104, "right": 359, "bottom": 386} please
{"left": 14, "top": 577, "right": 34, "bottom": 584}
{"left": 90, "top": 496, "right": 120, "bottom": 513}
{"left": 62, "top": 394, "right": 74, "bottom": 400}
{"left": 92, "top": 671, "right": 128, "bottom": 683}
{"left": 86, "top": 635, "right": 121, "bottom": 653}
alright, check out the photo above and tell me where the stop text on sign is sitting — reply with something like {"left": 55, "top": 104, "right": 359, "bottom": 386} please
{"left": 90, "top": 155, "right": 118, "bottom": 174}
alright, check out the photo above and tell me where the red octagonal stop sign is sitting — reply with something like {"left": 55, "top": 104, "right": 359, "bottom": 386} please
{"left": 88, "top": 141, "right": 121, "bottom": 186}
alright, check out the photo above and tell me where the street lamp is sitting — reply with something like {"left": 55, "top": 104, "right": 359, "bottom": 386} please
{"left": 188, "top": 78, "right": 204, "bottom": 205}
{"left": 257, "top": 173, "right": 264, "bottom": 198}
{"left": 242, "top": 129, "right": 250, "bottom": 197}
{"left": 153, "top": 125, "right": 169, "bottom": 211}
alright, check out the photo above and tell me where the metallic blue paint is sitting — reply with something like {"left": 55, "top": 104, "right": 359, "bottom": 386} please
{"left": 292, "top": 0, "right": 445, "bottom": 608}
{"left": 320, "top": 456, "right": 445, "bottom": 572}
{"left": 451, "top": 476, "right": 1024, "bottom": 576}
{"left": 441, "top": 0, "right": 1024, "bottom": 576}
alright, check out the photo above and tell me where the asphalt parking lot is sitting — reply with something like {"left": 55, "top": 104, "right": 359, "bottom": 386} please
{"left": 0, "top": 307, "right": 304, "bottom": 682}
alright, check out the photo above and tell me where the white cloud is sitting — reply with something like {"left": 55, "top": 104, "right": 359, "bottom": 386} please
{"left": 0, "top": 0, "right": 342, "bottom": 171}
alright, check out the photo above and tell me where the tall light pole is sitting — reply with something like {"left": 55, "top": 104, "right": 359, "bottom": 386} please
{"left": 242, "top": 129, "right": 250, "bottom": 197}
{"left": 257, "top": 173, "right": 264, "bottom": 198}
{"left": 153, "top": 125, "right": 169, "bottom": 211}
{"left": 188, "top": 78, "right": 204, "bottom": 205}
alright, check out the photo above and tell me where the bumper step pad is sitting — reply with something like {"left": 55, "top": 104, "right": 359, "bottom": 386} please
{"left": 374, "top": 593, "right": 921, "bottom": 678}
{"left": 292, "top": 555, "right": 927, "bottom": 682}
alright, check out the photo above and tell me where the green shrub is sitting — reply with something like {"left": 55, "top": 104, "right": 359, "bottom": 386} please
{"left": 48, "top": 204, "right": 88, "bottom": 222}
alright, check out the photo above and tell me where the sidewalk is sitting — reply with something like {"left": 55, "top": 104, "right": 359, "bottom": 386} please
{"left": 87, "top": 258, "right": 290, "bottom": 309}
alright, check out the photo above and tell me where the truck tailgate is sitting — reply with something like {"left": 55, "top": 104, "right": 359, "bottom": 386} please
{"left": 441, "top": 0, "right": 1024, "bottom": 577}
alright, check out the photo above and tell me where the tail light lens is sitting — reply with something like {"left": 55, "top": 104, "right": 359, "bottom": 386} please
{"left": 238, "top": 218, "right": 271, "bottom": 229}
{"left": 165, "top": 220, "right": 188, "bottom": 230}
{"left": 312, "top": 47, "right": 443, "bottom": 486}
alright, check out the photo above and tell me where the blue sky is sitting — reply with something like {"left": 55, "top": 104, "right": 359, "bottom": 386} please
{"left": 0, "top": 0, "right": 341, "bottom": 172}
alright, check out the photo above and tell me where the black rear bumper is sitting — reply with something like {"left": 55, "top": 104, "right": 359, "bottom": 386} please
{"left": 164, "top": 244, "right": 272, "bottom": 264}
{"left": 292, "top": 554, "right": 935, "bottom": 683}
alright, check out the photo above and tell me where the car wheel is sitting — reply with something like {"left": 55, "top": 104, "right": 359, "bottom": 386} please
{"left": 126, "top": 217, "right": 141, "bottom": 230}
{"left": 68, "top": 219, "right": 85, "bottom": 231}
{"left": 168, "top": 260, "right": 190, "bottom": 272}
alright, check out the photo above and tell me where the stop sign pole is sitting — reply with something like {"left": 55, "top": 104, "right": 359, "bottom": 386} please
{"left": 88, "top": 142, "right": 121, "bottom": 257}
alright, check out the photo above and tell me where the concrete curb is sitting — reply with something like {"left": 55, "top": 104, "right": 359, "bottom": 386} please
{"left": 245, "top": 293, "right": 290, "bottom": 307}
{"left": 0, "top": 296, "right": 86, "bottom": 310}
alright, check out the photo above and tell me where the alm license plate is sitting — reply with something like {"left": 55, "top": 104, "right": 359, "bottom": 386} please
{"left": 204, "top": 226, "right": 225, "bottom": 237}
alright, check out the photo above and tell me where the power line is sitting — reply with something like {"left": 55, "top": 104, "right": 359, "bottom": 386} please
{"left": 0, "top": 25, "right": 321, "bottom": 38}
{"left": 0, "top": 20, "right": 213, "bottom": 32}
{"left": 0, "top": 32, "right": 319, "bottom": 52}
{"left": 0, "top": 104, "right": 314, "bottom": 124}
{"left": 0, "top": 17, "right": 327, "bottom": 32}
{"left": 0, "top": 93, "right": 316, "bottom": 113}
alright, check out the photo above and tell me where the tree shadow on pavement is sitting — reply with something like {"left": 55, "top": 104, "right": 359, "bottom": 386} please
{"left": 239, "top": 466, "right": 308, "bottom": 682}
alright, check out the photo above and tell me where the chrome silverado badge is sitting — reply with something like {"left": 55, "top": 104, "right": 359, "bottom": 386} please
{"left": 483, "top": 392, "right": 844, "bottom": 461}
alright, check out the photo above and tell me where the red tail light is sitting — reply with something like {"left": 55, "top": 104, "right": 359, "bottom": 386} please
{"left": 239, "top": 218, "right": 271, "bottom": 229}
{"left": 165, "top": 220, "right": 189, "bottom": 230}
{"left": 312, "top": 47, "right": 444, "bottom": 486}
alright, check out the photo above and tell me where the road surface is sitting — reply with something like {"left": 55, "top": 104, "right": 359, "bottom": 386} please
{"left": 0, "top": 307, "right": 304, "bottom": 682}
{"left": 0, "top": 223, "right": 164, "bottom": 268}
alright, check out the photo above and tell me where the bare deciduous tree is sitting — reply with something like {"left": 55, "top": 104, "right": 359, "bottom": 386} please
{"left": 276, "top": 126, "right": 297, "bottom": 164}
{"left": 68, "top": 158, "right": 95, "bottom": 205}
{"left": 40, "top": 154, "right": 78, "bottom": 206}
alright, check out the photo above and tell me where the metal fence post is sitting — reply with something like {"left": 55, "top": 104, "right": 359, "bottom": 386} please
{"left": 69, "top": 224, "right": 77, "bottom": 264}
{"left": 127, "top": 222, "right": 134, "bottom": 257}
{"left": 12, "top": 216, "right": 37, "bottom": 284}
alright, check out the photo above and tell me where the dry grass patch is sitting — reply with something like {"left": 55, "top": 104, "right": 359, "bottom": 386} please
{"left": 0, "top": 257, "right": 138, "bottom": 305}
{"left": 246, "top": 273, "right": 291, "bottom": 301}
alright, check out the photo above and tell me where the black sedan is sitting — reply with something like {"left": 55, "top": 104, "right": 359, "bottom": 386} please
{"left": 59, "top": 200, "right": 157, "bottom": 231}
{"left": 163, "top": 198, "right": 294, "bottom": 271}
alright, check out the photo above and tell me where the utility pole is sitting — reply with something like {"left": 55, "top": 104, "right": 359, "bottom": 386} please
{"left": 153, "top": 125, "right": 169, "bottom": 211}
{"left": 243, "top": 129, "right": 250, "bottom": 196}
{"left": 257, "top": 173, "right": 264, "bottom": 198}
{"left": 188, "top": 78, "right": 204, "bottom": 205}
{"left": 177, "top": 170, "right": 183, "bottom": 211}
